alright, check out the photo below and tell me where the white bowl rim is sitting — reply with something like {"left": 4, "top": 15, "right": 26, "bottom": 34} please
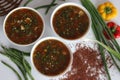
{"left": 50, "top": 2, "right": 92, "bottom": 41}
{"left": 31, "top": 37, "right": 73, "bottom": 78}
{"left": 3, "top": 7, "right": 45, "bottom": 46}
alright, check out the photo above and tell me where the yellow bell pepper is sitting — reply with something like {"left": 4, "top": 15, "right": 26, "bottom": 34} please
{"left": 97, "top": 2, "right": 118, "bottom": 21}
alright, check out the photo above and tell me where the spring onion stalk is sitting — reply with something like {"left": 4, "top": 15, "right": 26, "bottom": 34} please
{"left": 88, "top": 3, "right": 120, "bottom": 51}
{"left": 23, "top": 0, "right": 33, "bottom": 6}
{"left": 81, "top": 0, "right": 120, "bottom": 62}
{"left": 80, "top": 1, "right": 111, "bottom": 80}
{"left": 0, "top": 46, "right": 34, "bottom": 80}
{"left": 92, "top": 16, "right": 111, "bottom": 80}
{"left": 10, "top": 58, "right": 28, "bottom": 80}
{"left": 92, "top": 20, "right": 111, "bottom": 80}
{"left": 0, "top": 46, "right": 29, "bottom": 80}
{"left": 80, "top": 0, "right": 120, "bottom": 79}
{"left": 34, "top": 0, "right": 57, "bottom": 14}
{"left": 9, "top": 48, "right": 30, "bottom": 56}
{"left": 86, "top": 39, "right": 120, "bottom": 60}
{"left": 35, "top": 3, "right": 57, "bottom": 10}
{"left": 45, "top": 0, "right": 56, "bottom": 14}
{"left": 82, "top": 0, "right": 120, "bottom": 52}
{"left": 22, "top": 56, "right": 34, "bottom": 80}
{"left": 1, "top": 61, "right": 22, "bottom": 80}
{"left": 35, "top": 0, "right": 57, "bottom": 14}
{"left": 99, "top": 46, "right": 111, "bottom": 80}
{"left": 94, "top": 14, "right": 120, "bottom": 70}
{"left": 35, "top": 0, "right": 65, "bottom": 14}
{"left": 80, "top": 0, "right": 120, "bottom": 69}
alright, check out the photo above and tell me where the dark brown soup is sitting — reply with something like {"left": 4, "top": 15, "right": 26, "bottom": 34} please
{"left": 5, "top": 8, "right": 43, "bottom": 45}
{"left": 33, "top": 39, "right": 71, "bottom": 76}
{"left": 53, "top": 5, "right": 89, "bottom": 40}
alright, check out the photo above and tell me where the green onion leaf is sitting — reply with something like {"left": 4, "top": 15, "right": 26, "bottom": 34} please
{"left": 1, "top": 61, "right": 22, "bottom": 80}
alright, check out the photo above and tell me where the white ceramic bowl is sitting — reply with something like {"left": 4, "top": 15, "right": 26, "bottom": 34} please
{"left": 50, "top": 2, "right": 91, "bottom": 41}
{"left": 3, "top": 7, "right": 45, "bottom": 46}
{"left": 31, "top": 37, "right": 73, "bottom": 78}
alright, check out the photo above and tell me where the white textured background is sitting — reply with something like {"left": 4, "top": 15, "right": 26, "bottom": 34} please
{"left": 0, "top": 0, "right": 120, "bottom": 80}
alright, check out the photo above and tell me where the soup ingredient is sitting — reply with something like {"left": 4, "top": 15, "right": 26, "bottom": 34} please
{"left": 35, "top": 3, "right": 57, "bottom": 12}
{"left": 0, "top": 46, "right": 34, "bottom": 80}
{"left": 35, "top": 0, "right": 66, "bottom": 14}
{"left": 62, "top": 45, "right": 105, "bottom": 80}
{"left": 35, "top": 0, "right": 57, "bottom": 14}
{"left": 5, "top": 8, "right": 43, "bottom": 45}
{"left": 88, "top": 39, "right": 120, "bottom": 60}
{"left": 97, "top": 2, "right": 118, "bottom": 21}
{"left": 33, "top": 39, "right": 71, "bottom": 76}
{"left": 45, "top": 0, "right": 57, "bottom": 14}
{"left": 1, "top": 61, "right": 22, "bottom": 80}
{"left": 104, "top": 22, "right": 120, "bottom": 39}
{"left": 9, "top": 48, "right": 30, "bottom": 56}
{"left": 80, "top": 0, "right": 120, "bottom": 80}
{"left": 53, "top": 5, "right": 89, "bottom": 40}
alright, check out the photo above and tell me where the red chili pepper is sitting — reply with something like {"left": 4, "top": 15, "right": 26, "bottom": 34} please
{"left": 104, "top": 22, "right": 120, "bottom": 39}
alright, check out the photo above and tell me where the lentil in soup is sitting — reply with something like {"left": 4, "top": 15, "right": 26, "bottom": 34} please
{"left": 53, "top": 5, "right": 89, "bottom": 40}
{"left": 5, "top": 8, "right": 43, "bottom": 45}
{"left": 33, "top": 39, "right": 71, "bottom": 76}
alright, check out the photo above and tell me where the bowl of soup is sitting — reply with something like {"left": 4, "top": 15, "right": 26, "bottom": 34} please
{"left": 31, "top": 37, "right": 73, "bottom": 78}
{"left": 51, "top": 2, "right": 91, "bottom": 41}
{"left": 3, "top": 7, "right": 44, "bottom": 46}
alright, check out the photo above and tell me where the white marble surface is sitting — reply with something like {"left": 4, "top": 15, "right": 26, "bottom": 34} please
{"left": 0, "top": 0, "right": 120, "bottom": 80}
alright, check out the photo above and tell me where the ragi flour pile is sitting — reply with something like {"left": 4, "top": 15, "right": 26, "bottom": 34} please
{"left": 61, "top": 44, "right": 106, "bottom": 80}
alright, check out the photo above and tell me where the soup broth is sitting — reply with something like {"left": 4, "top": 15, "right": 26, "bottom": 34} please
{"left": 33, "top": 39, "right": 71, "bottom": 76}
{"left": 53, "top": 5, "right": 89, "bottom": 40}
{"left": 5, "top": 8, "right": 43, "bottom": 45}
